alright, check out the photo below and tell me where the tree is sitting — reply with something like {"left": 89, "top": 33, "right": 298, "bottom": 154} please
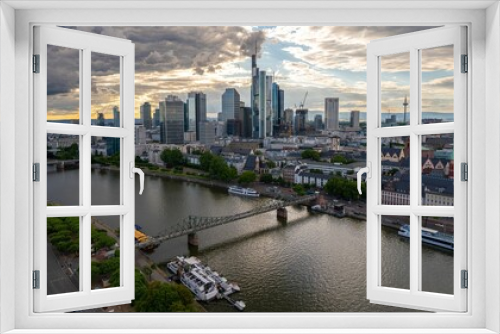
{"left": 209, "top": 156, "right": 237, "bottom": 181}
{"left": 260, "top": 173, "right": 273, "bottom": 183}
{"left": 266, "top": 160, "right": 276, "bottom": 168}
{"left": 160, "top": 148, "right": 184, "bottom": 167}
{"left": 301, "top": 149, "right": 320, "bottom": 161}
{"left": 324, "top": 176, "right": 365, "bottom": 201}
{"left": 134, "top": 281, "right": 196, "bottom": 312}
{"left": 238, "top": 171, "right": 257, "bottom": 184}
{"left": 331, "top": 155, "right": 355, "bottom": 164}
{"left": 199, "top": 151, "right": 214, "bottom": 171}
{"left": 293, "top": 184, "right": 306, "bottom": 196}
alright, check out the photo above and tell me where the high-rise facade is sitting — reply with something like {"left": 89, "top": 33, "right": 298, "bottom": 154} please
{"left": 112, "top": 106, "right": 120, "bottom": 127}
{"left": 185, "top": 95, "right": 196, "bottom": 133}
{"left": 350, "top": 110, "right": 360, "bottom": 129}
{"left": 314, "top": 114, "right": 323, "bottom": 131}
{"left": 187, "top": 91, "right": 207, "bottom": 141}
{"left": 251, "top": 54, "right": 260, "bottom": 139}
{"left": 241, "top": 105, "right": 253, "bottom": 138}
{"left": 258, "top": 70, "right": 267, "bottom": 138}
{"left": 159, "top": 95, "right": 184, "bottom": 144}
{"left": 153, "top": 107, "right": 160, "bottom": 127}
{"left": 295, "top": 108, "right": 308, "bottom": 135}
{"left": 265, "top": 75, "right": 273, "bottom": 137}
{"left": 325, "top": 97, "right": 339, "bottom": 131}
{"left": 221, "top": 88, "right": 241, "bottom": 122}
{"left": 140, "top": 102, "right": 152, "bottom": 129}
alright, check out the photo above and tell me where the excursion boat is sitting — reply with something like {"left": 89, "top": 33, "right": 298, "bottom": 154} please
{"left": 166, "top": 256, "right": 245, "bottom": 309}
{"left": 228, "top": 186, "right": 260, "bottom": 197}
{"left": 398, "top": 224, "right": 454, "bottom": 251}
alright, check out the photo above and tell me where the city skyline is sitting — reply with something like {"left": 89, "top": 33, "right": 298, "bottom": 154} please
{"left": 47, "top": 26, "right": 454, "bottom": 121}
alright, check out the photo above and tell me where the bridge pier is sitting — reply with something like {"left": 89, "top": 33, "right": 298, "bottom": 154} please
{"left": 277, "top": 207, "right": 288, "bottom": 222}
{"left": 188, "top": 232, "right": 199, "bottom": 247}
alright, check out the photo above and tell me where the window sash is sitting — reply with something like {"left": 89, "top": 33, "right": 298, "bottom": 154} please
{"left": 366, "top": 26, "right": 467, "bottom": 312}
{"left": 33, "top": 25, "right": 136, "bottom": 313}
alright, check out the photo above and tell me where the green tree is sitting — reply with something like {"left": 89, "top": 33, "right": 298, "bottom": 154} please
{"left": 208, "top": 156, "right": 236, "bottom": 181}
{"left": 293, "top": 184, "right": 306, "bottom": 196}
{"left": 260, "top": 173, "right": 273, "bottom": 183}
{"left": 238, "top": 171, "right": 257, "bottom": 185}
{"left": 331, "top": 155, "right": 355, "bottom": 164}
{"left": 301, "top": 149, "right": 320, "bottom": 161}
{"left": 199, "top": 151, "right": 214, "bottom": 171}
{"left": 160, "top": 148, "right": 185, "bottom": 167}
{"left": 324, "top": 176, "right": 365, "bottom": 201}
{"left": 266, "top": 160, "right": 276, "bottom": 168}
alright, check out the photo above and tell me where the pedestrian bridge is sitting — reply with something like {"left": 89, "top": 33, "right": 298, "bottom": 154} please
{"left": 136, "top": 194, "right": 317, "bottom": 249}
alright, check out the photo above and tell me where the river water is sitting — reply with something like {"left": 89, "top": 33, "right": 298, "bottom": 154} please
{"left": 48, "top": 169, "right": 454, "bottom": 312}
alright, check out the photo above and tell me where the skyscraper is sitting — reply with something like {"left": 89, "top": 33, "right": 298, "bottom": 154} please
{"left": 265, "top": 75, "right": 273, "bottom": 137}
{"left": 112, "top": 106, "right": 120, "bottom": 127}
{"left": 350, "top": 110, "right": 360, "bottom": 129}
{"left": 314, "top": 114, "right": 323, "bottom": 131}
{"left": 295, "top": 108, "right": 308, "bottom": 135}
{"left": 258, "top": 70, "right": 267, "bottom": 138}
{"left": 140, "top": 102, "right": 152, "bottom": 129}
{"left": 325, "top": 97, "right": 339, "bottom": 131}
{"left": 153, "top": 107, "right": 160, "bottom": 127}
{"left": 187, "top": 91, "right": 207, "bottom": 141}
{"left": 403, "top": 95, "right": 409, "bottom": 125}
{"left": 159, "top": 95, "right": 184, "bottom": 144}
{"left": 251, "top": 54, "right": 260, "bottom": 139}
{"left": 221, "top": 88, "right": 241, "bottom": 133}
{"left": 272, "top": 82, "right": 284, "bottom": 134}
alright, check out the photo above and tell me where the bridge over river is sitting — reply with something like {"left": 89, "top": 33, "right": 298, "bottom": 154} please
{"left": 136, "top": 194, "right": 318, "bottom": 249}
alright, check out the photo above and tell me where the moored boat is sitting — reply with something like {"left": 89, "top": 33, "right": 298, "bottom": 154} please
{"left": 228, "top": 186, "right": 260, "bottom": 197}
{"left": 398, "top": 224, "right": 454, "bottom": 251}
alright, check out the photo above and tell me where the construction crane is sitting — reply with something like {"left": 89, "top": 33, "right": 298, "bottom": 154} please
{"left": 299, "top": 91, "right": 308, "bottom": 109}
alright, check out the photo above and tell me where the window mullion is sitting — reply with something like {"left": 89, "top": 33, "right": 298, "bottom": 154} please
{"left": 409, "top": 47, "right": 420, "bottom": 294}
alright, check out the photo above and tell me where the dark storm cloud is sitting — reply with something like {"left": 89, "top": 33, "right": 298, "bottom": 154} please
{"left": 47, "top": 45, "right": 80, "bottom": 95}
{"left": 48, "top": 26, "right": 266, "bottom": 96}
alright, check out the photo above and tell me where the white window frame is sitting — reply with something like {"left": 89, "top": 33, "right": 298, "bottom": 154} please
{"left": 33, "top": 25, "right": 136, "bottom": 313}
{"left": 1, "top": 1, "right": 498, "bottom": 333}
{"left": 366, "top": 26, "right": 467, "bottom": 312}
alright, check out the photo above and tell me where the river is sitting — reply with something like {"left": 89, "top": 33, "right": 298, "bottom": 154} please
{"left": 47, "top": 168, "right": 454, "bottom": 312}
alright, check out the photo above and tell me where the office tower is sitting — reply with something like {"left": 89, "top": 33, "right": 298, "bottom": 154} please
{"left": 199, "top": 121, "right": 216, "bottom": 145}
{"left": 350, "top": 110, "right": 360, "bottom": 129}
{"left": 278, "top": 89, "right": 284, "bottom": 124}
{"left": 112, "top": 106, "right": 120, "bottom": 127}
{"left": 153, "top": 107, "right": 160, "bottom": 127}
{"left": 140, "top": 102, "right": 152, "bottom": 129}
{"left": 226, "top": 119, "right": 242, "bottom": 137}
{"left": 187, "top": 91, "right": 207, "bottom": 141}
{"left": 325, "top": 97, "right": 339, "bottom": 131}
{"left": 266, "top": 75, "right": 273, "bottom": 137}
{"left": 314, "top": 114, "right": 323, "bottom": 131}
{"left": 135, "top": 125, "right": 146, "bottom": 145}
{"left": 241, "top": 106, "right": 253, "bottom": 138}
{"left": 251, "top": 54, "right": 260, "bottom": 139}
{"left": 258, "top": 70, "right": 267, "bottom": 138}
{"left": 96, "top": 112, "right": 105, "bottom": 126}
{"left": 284, "top": 108, "right": 294, "bottom": 125}
{"left": 221, "top": 88, "right": 241, "bottom": 122}
{"left": 403, "top": 95, "right": 409, "bottom": 124}
{"left": 159, "top": 95, "right": 184, "bottom": 144}
{"left": 295, "top": 108, "right": 308, "bottom": 135}
{"left": 185, "top": 95, "right": 196, "bottom": 133}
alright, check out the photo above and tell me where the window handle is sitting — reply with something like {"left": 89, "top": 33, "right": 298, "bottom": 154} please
{"left": 130, "top": 162, "right": 145, "bottom": 195}
{"left": 357, "top": 162, "right": 371, "bottom": 195}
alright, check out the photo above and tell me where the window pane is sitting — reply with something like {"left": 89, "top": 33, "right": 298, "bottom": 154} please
{"left": 47, "top": 45, "right": 80, "bottom": 124}
{"left": 422, "top": 133, "right": 454, "bottom": 206}
{"left": 91, "top": 52, "right": 121, "bottom": 127}
{"left": 91, "top": 136, "right": 121, "bottom": 206}
{"left": 381, "top": 215, "right": 410, "bottom": 290}
{"left": 47, "top": 216, "right": 80, "bottom": 295}
{"left": 47, "top": 133, "right": 80, "bottom": 206}
{"left": 380, "top": 52, "right": 410, "bottom": 127}
{"left": 421, "top": 45, "right": 454, "bottom": 124}
{"left": 91, "top": 216, "right": 121, "bottom": 290}
{"left": 381, "top": 136, "right": 410, "bottom": 205}
{"left": 421, "top": 216, "right": 454, "bottom": 294}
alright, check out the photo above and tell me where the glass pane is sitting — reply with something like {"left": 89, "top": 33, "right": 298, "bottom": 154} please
{"left": 91, "top": 52, "right": 121, "bottom": 127}
{"left": 381, "top": 136, "right": 410, "bottom": 205}
{"left": 380, "top": 52, "right": 410, "bottom": 127}
{"left": 422, "top": 133, "right": 454, "bottom": 206}
{"left": 47, "top": 45, "right": 80, "bottom": 124}
{"left": 91, "top": 216, "right": 121, "bottom": 290}
{"left": 421, "top": 45, "right": 454, "bottom": 124}
{"left": 47, "top": 133, "right": 80, "bottom": 206}
{"left": 47, "top": 216, "right": 80, "bottom": 295}
{"left": 91, "top": 136, "right": 121, "bottom": 206}
{"left": 381, "top": 215, "right": 410, "bottom": 289}
{"left": 421, "top": 216, "right": 454, "bottom": 294}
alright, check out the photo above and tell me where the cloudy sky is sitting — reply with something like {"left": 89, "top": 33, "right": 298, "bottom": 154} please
{"left": 47, "top": 26, "right": 454, "bottom": 121}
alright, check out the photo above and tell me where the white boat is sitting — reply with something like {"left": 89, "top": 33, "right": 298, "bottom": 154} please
{"left": 398, "top": 224, "right": 454, "bottom": 251}
{"left": 228, "top": 186, "right": 260, "bottom": 197}
{"left": 180, "top": 270, "right": 218, "bottom": 301}
{"left": 234, "top": 300, "right": 246, "bottom": 311}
